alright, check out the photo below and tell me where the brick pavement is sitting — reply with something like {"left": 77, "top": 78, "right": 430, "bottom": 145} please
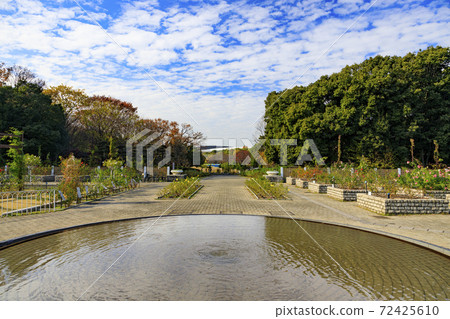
{"left": 0, "top": 175, "right": 449, "bottom": 255}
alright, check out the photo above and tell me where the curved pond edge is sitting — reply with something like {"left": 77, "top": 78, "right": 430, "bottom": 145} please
{"left": 0, "top": 213, "right": 449, "bottom": 258}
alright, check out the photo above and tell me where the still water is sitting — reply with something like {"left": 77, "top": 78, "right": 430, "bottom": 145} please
{"left": 0, "top": 215, "right": 448, "bottom": 300}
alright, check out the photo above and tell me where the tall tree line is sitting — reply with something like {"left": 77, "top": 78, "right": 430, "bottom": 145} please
{"left": 262, "top": 46, "right": 449, "bottom": 167}
{"left": 0, "top": 64, "right": 203, "bottom": 167}
{"left": 0, "top": 65, "right": 66, "bottom": 164}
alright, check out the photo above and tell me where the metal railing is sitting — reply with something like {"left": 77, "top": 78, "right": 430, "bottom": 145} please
{"left": 0, "top": 179, "right": 141, "bottom": 217}
{"left": 0, "top": 189, "right": 58, "bottom": 217}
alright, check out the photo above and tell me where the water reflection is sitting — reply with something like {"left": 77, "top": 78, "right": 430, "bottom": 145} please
{"left": 0, "top": 215, "right": 448, "bottom": 300}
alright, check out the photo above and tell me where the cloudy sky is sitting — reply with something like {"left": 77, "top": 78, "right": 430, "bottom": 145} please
{"left": 0, "top": 0, "right": 449, "bottom": 145}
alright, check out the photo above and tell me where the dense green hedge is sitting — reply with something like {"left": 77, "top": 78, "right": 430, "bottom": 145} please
{"left": 263, "top": 46, "right": 450, "bottom": 167}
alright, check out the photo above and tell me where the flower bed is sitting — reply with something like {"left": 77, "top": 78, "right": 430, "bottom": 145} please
{"left": 246, "top": 177, "right": 288, "bottom": 200}
{"left": 285, "top": 177, "right": 296, "bottom": 185}
{"left": 327, "top": 186, "right": 367, "bottom": 201}
{"left": 308, "top": 182, "right": 331, "bottom": 194}
{"left": 356, "top": 193, "right": 449, "bottom": 215}
{"left": 398, "top": 163, "right": 449, "bottom": 191}
{"left": 157, "top": 177, "right": 201, "bottom": 199}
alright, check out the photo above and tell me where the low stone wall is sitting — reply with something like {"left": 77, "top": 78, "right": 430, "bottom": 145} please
{"left": 308, "top": 182, "right": 330, "bottom": 194}
{"left": 424, "top": 190, "right": 450, "bottom": 199}
{"left": 398, "top": 188, "right": 450, "bottom": 199}
{"left": 285, "top": 177, "right": 296, "bottom": 185}
{"left": 357, "top": 193, "right": 449, "bottom": 215}
{"left": 327, "top": 187, "right": 367, "bottom": 201}
{"left": 295, "top": 179, "right": 308, "bottom": 189}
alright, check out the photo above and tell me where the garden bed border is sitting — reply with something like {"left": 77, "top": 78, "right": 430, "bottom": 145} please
{"left": 356, "top": 193, "right": 449, "bottom": 215}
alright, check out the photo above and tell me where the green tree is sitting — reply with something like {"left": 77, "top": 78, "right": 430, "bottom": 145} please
{"left": 263, "top": 46, "right": 450, "bottom": 166}
{"left": 2, "top": 128, "right": 25, "bottom": 190}
{"left": 0, "top": 83, "right": 67, "bottom": 164}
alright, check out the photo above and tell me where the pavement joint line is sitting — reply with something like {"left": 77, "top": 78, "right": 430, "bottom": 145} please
{"left": 288, "top": 187, "right": 369, "bottom": 224}
{"left": 0, "top": 176, "right": 448, "bottom": 256}
{"left": 76, "top": 177, "right": 200, "bottom": 301}
{"left": 289, "top": 187, "right": 449, "bottom": 234}
{"left": 250, "top": 178, "right": 377, "bottom": 301}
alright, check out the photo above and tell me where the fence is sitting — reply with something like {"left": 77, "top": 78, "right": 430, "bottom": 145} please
{"left": 0, "top": 189, "right": 59, "bottom": 217}
{"left": 0, "top": 178, "right": 140, "bottom": 217}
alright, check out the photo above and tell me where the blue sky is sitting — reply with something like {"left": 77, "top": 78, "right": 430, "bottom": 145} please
{"left": 0, "top": 0, "right": 449, "bottom": 145}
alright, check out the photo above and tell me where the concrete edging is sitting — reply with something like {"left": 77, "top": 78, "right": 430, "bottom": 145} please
{"left": 1, "top": 213, "right": 448, "bottom": 258}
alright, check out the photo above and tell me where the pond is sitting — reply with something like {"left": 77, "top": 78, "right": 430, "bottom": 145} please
{"left": 0, "top": 215, "right": 448, "bottom": 300}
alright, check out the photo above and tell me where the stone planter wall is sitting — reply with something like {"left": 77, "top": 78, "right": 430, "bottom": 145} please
{"left": 398, "top": 188, "right": 450, "bottom": 199}
{"left": 295, "top": 179, "right": 308, "bottom": 189}
{"left": 285, "top": 177, "right": 296, "bottom": 185}
{"left": 425, "top": 190, "right": 450, "bottom": 199}
{"left": 308, "top": 182, "right": 330, "bottom": 194}
{"left": 327, "top": 187, "right": 367, "bottom": 201}
{"left": 357, "top": 193, "right": 449, "bottom": 215}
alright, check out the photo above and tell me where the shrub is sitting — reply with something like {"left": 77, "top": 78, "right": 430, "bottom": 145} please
{"left": 59, "top": 154, "right": 83, "bottom": 205}
{"left": 95, "top": 159, "right": 140, "bottom": 188}
{"left": 158, "top": 177, "right": 201, "bottom": 199}
{"left": 242, "top": 166, "right": 280, "bottom": 178}
{"left": 397, "top": 161, "right": 450, "bottom": 191}
{"left": 295, "top": 166, "right": 324, "bottom": 181}
{"left": 2, "top": 128, "right": 26, "bottom": 190}
{"left": 331, "top": 157, "right": 377, "bottom": 189}
{"left": 184, "top": 168, "right": 210, "bottom": 178}
{"left": 373, "top": 171, "right": 399, "bottom": 194}
{"left": 0, "top": 168, "right": 12, "bottom": 191}
{"left": 24, "top": 154, "right": 42, "bottom": 168}
{"left": 245, "top": 177, "right": 288, "bottom": 199}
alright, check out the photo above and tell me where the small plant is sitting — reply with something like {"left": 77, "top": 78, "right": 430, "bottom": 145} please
{"left": 32, "top": 165, "right": 52, "bottom": 175}
{"left": 314, "top": 169, "right": 334, "bottom": 184}
{"left": 2, "top": 128, "right": 25, "bottom": 190}
{"left": 331, "top": 156, "right": 376, "bottom": 189}
{"left": 0, "top": 167, "right": 10, "bottom": 191}
{"left": 24, "top": 154, "right": 42, "bottom": 168}
{"left": 397, "top": 161, "right": 450, "bottom": 191}
{"left": 245, "top": 177, "right": 288, "bottom": 199}
{"left": 242, "top": 166, "right": 279, "bottom": 178}
{"left": 158, "top": 177, "right": 201, "bottom": 199}
{"left": 58, "top": 154, "right": 83, "bottom": 205}
{"left": 432, "top": 140, "right": 444, "bottom": 168}
{"left": 374, "top": 171, "right": 399, "bottom": 195}
{"left": 184, "top": 168, "right": 209, "bottom": 178}
{"left": 295, "top": 166, "right": 324, "bottom": 181}
{"left": 337, "top": 135, "right": 341, "bottom": 163}
{"left": 410, "top": 138, "right": 415, "bottom": 163}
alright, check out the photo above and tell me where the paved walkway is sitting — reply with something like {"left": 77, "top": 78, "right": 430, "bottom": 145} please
{"left": 0, "top": 176, "right": 449, "bottom": 255}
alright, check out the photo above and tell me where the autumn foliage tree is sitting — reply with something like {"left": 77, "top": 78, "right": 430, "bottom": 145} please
{"left": 0, "top": 62, "right": 10, "bottom": 87}
{"left": 137, "top": 119, "right": 204, "bottom": 168}
{"left": 44, "top": 85, "right": 204, "bottom": 167}
{"left": 74, "top": 95, "right": 140, "bottom": 162}
{"left": 1, "top": 62, "right": 205, "bottom": 168}
{"left": 43, "top": 85, "right": 90, "bottom": 132}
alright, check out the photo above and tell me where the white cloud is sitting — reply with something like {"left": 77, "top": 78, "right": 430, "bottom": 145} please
{"left": 0, "top": 0, "right": 14, "bottom": 11}
{"left": 0, "top": 0, "right": 448, "bottom": 142}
